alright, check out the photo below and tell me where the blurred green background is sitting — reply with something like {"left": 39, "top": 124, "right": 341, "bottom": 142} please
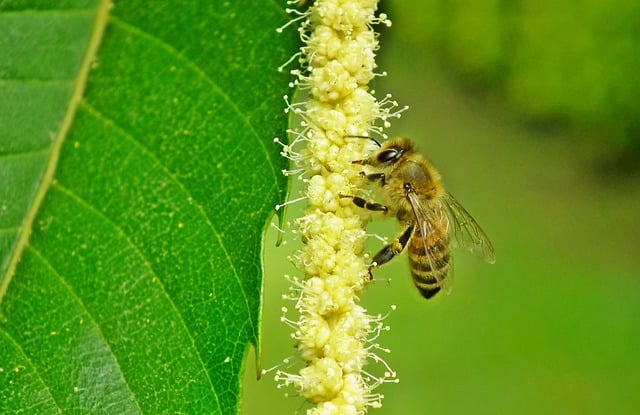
{"left": 243, "top": 1, "right": 640, "bottom": 414}
{"left": 390, "top": 0, "right": 640, "bottom": 159}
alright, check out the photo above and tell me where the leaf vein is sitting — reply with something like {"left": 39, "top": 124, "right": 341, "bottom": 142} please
{"left": 108, "top": 15, "right": 281, "bottom": 193}
{"left": 0, "top": 327, "right": 61, "bottom": 414}
{"left": 80, "top": 101, "right": 256, "bottom": 356}
{"left": 0, "top": 0, "right": 111, "bottom": 306}
{"left": 27, "top": 245, "right": 143, "bottom": 414}
{"left": 52, "top": 181, "right": 221, "bottom": 408}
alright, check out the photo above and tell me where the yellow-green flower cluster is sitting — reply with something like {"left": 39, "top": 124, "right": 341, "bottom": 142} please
{"left": 275, "top": 1, "right": 401, "bottom": 413}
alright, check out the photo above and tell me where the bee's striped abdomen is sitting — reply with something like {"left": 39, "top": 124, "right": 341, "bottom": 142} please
{"left": 408, "top": 226, "right": 451, "bottom": 299}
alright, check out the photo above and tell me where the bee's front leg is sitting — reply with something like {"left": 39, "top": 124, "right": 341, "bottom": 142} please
{"left": 361, "top": 172, "right": 386, "bottom": 186}
{"left": 368, "top": 222, "right": 415, "bottom": 279}
{"left": 339, "top": 194, "right": 388, "bottom": 213}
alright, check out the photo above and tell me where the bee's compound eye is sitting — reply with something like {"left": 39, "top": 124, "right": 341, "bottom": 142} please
{"left": 377, "top": 148, "right": 402, "bottom": 163}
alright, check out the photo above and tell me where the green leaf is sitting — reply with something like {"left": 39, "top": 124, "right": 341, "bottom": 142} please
{"left": 0, "top": 1, "right": 297, "bottom": 413}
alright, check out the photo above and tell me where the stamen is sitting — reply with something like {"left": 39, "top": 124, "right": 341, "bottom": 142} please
{"left": 275, "top": 195, "right": 307, "bottom": 211}
{"left": 366, "top": 232, "right": 389, "bottom": 244}
{"left": 270, "top": 221, "right": 286, "bottom": 234}
{"left": 276, "top": 9, "right": 309, "bottom": 34}
{"left": 278, "top": 51, "right": 303, "bottom": 73}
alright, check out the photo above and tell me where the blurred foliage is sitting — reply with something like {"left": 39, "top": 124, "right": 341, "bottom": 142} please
{"left": 389, "top": 0, "right": 640, "bottom": 154}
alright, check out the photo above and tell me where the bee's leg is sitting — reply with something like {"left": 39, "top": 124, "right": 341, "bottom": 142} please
{"left": 339, "top": 194, "right": 388, "bottom": 213}
{"left": 368, "top": 222, "right": 415, "bottom": 279}
{"left": 361, "top": 172, "right": 386, "bottom": 186}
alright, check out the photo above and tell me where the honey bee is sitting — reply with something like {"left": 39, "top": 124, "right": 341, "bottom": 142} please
{"left": 343, "top": 138, "right": 495, "bottom": 299}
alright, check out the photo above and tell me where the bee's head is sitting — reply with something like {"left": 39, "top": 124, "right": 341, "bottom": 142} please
{"left": 367, "top": 138, "right": 414, "bottom": 167}
{"left": 374, "top": 146, "right": 404, "bottom": 164}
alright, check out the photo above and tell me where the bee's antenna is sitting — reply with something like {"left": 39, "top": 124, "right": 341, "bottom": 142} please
{"left": 344, "top": 135, "right": 382, "bottom": 148}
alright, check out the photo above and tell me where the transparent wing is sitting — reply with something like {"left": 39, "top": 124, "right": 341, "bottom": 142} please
{"left": 406, "top": 191, "right": 453, "bottom": 291}
{"left": 442, "top": 192, "right": 496, "bottom": 264}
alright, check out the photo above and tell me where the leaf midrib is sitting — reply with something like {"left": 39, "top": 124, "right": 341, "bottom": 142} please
{"left": 0, "top": 0, "right": 111, "bottom": 304}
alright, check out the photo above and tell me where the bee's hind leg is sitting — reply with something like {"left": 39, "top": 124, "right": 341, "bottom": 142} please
{"left": 340, "top": 194, "right": 412, "bottom": 280}
{"left": 368, "top": 222, "right": 415, "bottom": 279}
